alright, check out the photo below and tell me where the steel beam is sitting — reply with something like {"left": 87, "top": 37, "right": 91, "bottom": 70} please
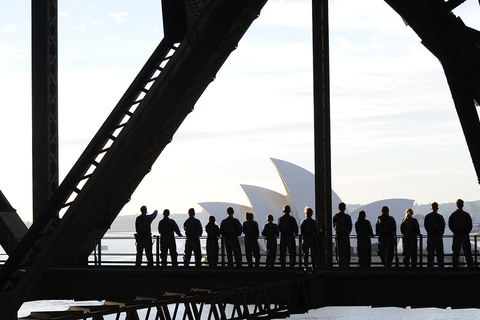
{"left": 312, "top": 0, "right": 332, "bottom": 268}
{"left": 384, "top": 0, "right": 480, "bottom": 191}
{"left": 32, "top": 0, "right": 59, "bottom": 221}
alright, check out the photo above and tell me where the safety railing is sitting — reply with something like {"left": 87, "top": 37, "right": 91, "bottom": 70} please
{"left": 331, "top": 234, "right": 479, "bottom": 268}
{"left": 84, "top": 233, "right": 480, "bottom": 270}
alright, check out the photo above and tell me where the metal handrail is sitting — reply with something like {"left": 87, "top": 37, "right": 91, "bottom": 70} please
{"left": 84, "top": 232, "right": 480, "bottom": 269}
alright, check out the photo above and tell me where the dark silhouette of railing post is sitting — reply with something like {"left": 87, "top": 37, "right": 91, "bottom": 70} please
{"left": 298, "top": 235, "right": 302, "bottom": 270}
{"left": 475, "top": 234, "right": 478, "bottom": 268}
{"left": 221, "top": 237, "right": 225, "bottom": 268}
{"left": 395, "top": 236, "right": 399, "bottom": 268}
{"left": 419, "top": 234, "right": 423, "bottom": 267}
{"left": 155, "top": 235, "right": 160, "bottom": 267}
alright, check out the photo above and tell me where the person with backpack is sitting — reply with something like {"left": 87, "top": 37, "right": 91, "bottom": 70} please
{"left": 375, "top": 206, "right": 397, "bottom": 267}
{"left": 158, "top": 209, "right": 183, "bottom": 267}
{"left": 424, "top": 202, "right": 445, "bottom": 267}
{"left": 400, "top": 208, "right": 421, "bottom": 267}
{"left": 332, "top": 202, "right": 352, "bottom": 268}
{"left": 449, "top": 199, "right": 473, "bottom": 268}
{"left": 300, "top": 207, "right": 320, "bottom": 271}
{"left": 243, "top": 212, "right": 261, "bottom": 267}
{"left": 278, "top": 204, "right": 299, "bottom": 268}
{"left": 206, "top": 215, "right": 221, "bottom": 267}
{"left": 135, "top": 205, "right": 158, "bottom": 267}
{"left": 220, "top": 207, "right": 243, "bottom": 267}
{"left": 355, "top": 210, "right": 374, "bottom": 267}
{"left": 262, "top": 214, "right": 279, "bottom": 268}
{"left": 183, "top": 208, "right": 203, "bottom": 267}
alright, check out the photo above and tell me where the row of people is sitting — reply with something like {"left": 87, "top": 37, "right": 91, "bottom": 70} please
{"left": 333, "top": 199, "right": 473, "bottom": 268}
{"left": 135, "top": 204, "right": 320, "bottom": 268}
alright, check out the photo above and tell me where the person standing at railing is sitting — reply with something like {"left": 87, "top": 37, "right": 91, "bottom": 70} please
{"left": 243, "top": 212, "right": 261, "bottom": 267}
{"left": 300, "top": 207, "right": 320, "bottom": 271}
{"left": 279, "top": 204, "right": 299, "bottom": 268}
{"left": 355, "top": 210, "right": 374, "bottom": 268}
{"left": 220, "top": 207, "right": 243, "bottom": 268}
{"left": 262, "top": 214, "right": 279, "bottom": 268}
{"left": 449, "top": 199, "right": 473, "bottom": 268}
{"left": 183, "top": 208, "right": 203, "bottom": 267}
{"left": 206, "top": 215, "right": 221, "bottom": 267}
{"left": 424, "top": 202, "right": 445, "bottom": 268}
{"left": 400, "top": 208, "right": 421, "bottom": 268}
{"left": 376, "top": 206, "right": 396, "bottom": 267}
{"left": 332, "top": 202, "right": 352, "bottom": 268}
{"left": 135, "top": 206, "right": 158, "bottom": 267}
{"left": 158, "top": 209, "right": 183, "bottom": 267}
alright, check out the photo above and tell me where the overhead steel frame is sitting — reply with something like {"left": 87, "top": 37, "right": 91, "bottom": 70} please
{"left": 383, "top": 0, "right": 480, "bottom": 198}
{"left": 28, "top": 0, "right": 335, "bottom": 269}
{"left": 312, "top": 0, "right": 332, "bottom": 268}
{"left": 32, "top": 0, "right": 59, "bottom": 220}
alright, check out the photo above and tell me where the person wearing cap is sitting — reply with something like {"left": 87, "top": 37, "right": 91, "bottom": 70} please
{"left": 300, "top": 207, "right": 320, "bottom": 271}
{"left": 262, "top": 214, "right": 279, "bottom": 267}
{"left": 376, "top": 206, "right": 396, "bottom": 267}
{"left": 158, "top": 209, "right": 183, "bottom": 267}
{"left": 424, "top": 202, "right": 445, "bottom": 267}
{"left": 243, "top": 212, "right": 261, "bottom": 267}
{"left": 135, "top": 205, "right": 158, "bottom": 267}
{"left": 278, "top": 204, "right": 299, "bottom": 268}
{"left": 220, "top": 207, "right": 243, "bottom": 267}
{"left": 332, "top": 202, "right": 352, "bottom": 268}
{"left": 449, "top": 199, "right": 473, "bottom": 268}
{"left": 183, "top": 208, "right": 203, "bottom": 267}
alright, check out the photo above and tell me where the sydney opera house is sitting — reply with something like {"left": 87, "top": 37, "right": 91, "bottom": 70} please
{"left": 199, "top": 158, "right": 415, "bottom": 237}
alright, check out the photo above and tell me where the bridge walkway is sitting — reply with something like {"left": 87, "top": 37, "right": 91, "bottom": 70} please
{"left": 19, "top": 266, "right": 480, "bottom": 319}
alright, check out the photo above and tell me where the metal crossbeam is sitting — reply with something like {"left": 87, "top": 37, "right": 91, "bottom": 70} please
{"left": 20, "top": 279, "right": 311, "bottom": 320}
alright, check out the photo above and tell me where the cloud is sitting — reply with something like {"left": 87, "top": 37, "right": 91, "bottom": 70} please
{"left": 108, "top": 12, "right": 129, "bottom": 23}
{"left": 1, "top": 24, "right": 20, "bottom": 35}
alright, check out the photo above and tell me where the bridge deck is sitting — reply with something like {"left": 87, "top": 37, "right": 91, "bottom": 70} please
{"left": 33, "top": 267, "right": 480, "bottom": 309}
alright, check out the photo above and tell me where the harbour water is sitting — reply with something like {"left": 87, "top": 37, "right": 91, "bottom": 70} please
{"left": 18, "top": 301, "right": 480, "bottom": 319}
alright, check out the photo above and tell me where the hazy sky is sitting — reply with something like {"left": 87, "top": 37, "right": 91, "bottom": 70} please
{"left": 1, "top": 0, "right": 480, "bottom": 223}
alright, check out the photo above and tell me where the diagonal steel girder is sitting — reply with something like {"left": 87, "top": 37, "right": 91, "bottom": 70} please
{"left": 384, "top": 0, "right": 480, "bottom": 185}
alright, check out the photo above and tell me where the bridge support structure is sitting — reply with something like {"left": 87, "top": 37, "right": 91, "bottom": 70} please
{"left": 21, "top": 271, "right": 324, "bottom": 320}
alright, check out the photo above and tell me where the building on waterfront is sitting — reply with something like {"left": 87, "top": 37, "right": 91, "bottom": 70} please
{"left": 198, "top": 159, "right": 416, "bottom": 248}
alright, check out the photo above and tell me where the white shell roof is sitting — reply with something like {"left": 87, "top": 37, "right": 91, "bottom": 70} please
{"left": 198, "top": 202, "right": 251, "bottom": 224}
{"left": 270, "top": 158, "right": 344, "bottom": 217}
{"left": 240, "top": 184, "right": 286, "bottom": 223}
{"left": 198, "top": 159, "right": 412, "bottom": 234}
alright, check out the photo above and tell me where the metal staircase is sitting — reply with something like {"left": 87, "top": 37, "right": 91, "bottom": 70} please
{"left": 0, "top": 0, "right": 268, "bottom": 317}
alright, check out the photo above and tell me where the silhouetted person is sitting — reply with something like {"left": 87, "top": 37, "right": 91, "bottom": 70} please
{"left": 243, "top": 212, "right": 261, "bottom": 267}
{"left": 355, "top": 210, "right": 374, "bottom": 267}
{"left": 300, "top": 207, "right": 320, "bottom": 271}
{"left": 183, "top": 208, "right": 203, "bottom": 267}
{"left": 158, "top": 209, "right": 183, "bottom": 267}
{"left": 206, "top": 215, "right": 220, "bottom": 267}
{"left": 278, "top": 204, "right": 299, "bottom": 268}
{"left": 135, "top": 206, "right": 158, "bottom": 267}
{"left": 424, "top": 202, "right": 445, "bottom": 267}
{"left": 332, "top": 202, "right": 352, "bottom": 268}
{"left": 376, "top": 206, "right": 396, "bottom": 267}
{"left": 262, "top": 214, "right": 279, "bottom": 267}
{"left": 220, "top": 207, "right": 243, "bottom": 267}
{"left": 449, "top": 199, "right": 473, "bottom": 268}
{"left": 400, "top": 208, "right": 421, "bottom": 268}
